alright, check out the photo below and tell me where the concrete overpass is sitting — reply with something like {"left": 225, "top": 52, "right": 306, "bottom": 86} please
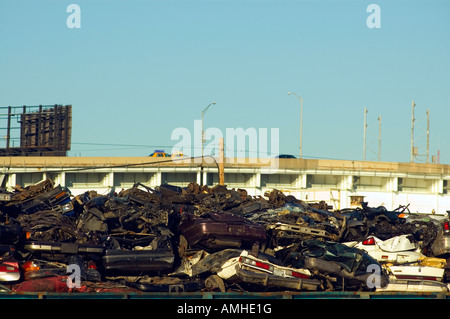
{"left": 1, "top": 156, "right": 450, "bottom": 214}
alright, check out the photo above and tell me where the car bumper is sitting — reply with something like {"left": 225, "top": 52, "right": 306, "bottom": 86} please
{"left": 235, "top": 267, "right": 321, "bottom": 291}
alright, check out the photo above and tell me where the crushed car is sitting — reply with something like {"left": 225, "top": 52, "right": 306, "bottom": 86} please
{"left": 0, "top": 179, "right": 448, "bottom": 294}
{"left": 178, "top": 211, "right": 267, "bottom": 251}
{"left": 215, "top": 249, "right": 321, "bottom": 292}
{"left": 378, "top": 258, "right": 448, "bottom": 293}
{"left": 277, "top": 239, "right": 390, "bottom": 291}
{"left": 0, "top": 245, "right": 20, "bottom": 283}
{"left": 175, "top": 248, "right": 321, "bottom": 292}
{"left": 343, "top": 234, "right": 426, "bottom": 264}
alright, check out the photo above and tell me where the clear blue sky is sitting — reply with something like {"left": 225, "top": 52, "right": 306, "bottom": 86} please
{"left": 1, "top": 0, "right": 449, "bottom": 163}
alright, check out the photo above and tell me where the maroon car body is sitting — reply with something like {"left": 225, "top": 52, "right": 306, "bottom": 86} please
{"left": 179, "top": 211, "right": 267, "bottom": 250}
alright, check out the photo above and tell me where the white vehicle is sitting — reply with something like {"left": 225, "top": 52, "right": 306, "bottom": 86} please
{"left": 216, "top": 250, "right": 321, "bottom": 291}
{"left": 388, "top": 265, "right": 445, "bottom": 281}
{"left": 343, "top": 234, "right": 425, "bottom": 264}
{"left": 377, "top": 265, "right": 448, "bottom": 293}
{"left": 377, "top": 278, "right": 449, "bottom": 293}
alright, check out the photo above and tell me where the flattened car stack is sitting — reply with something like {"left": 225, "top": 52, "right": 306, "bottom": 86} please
{"left": 0, "top": 178, "right": 447, "bottom": 294}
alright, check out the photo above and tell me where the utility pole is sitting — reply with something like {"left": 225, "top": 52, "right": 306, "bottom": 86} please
{"left": 378, "top": 114, "right": 381, "bottom": 161}
{"left": 411, "top": 100, "right": 415, "bottom": 163}
{"left": 300, "top": 96, "right": 303, "bottom": 159}
{"left": 288, "top": 92, "right": 303, "bottom": 158}
{"left": 219, "top": 137, "right": 225, "bottom": 185}
{"left": 363, "top": 107, "right": 367, "bottom": 161}
{"left": 426, "top": 109, "right": 430, "bottom": 163}
{"left": 411, "top": 101, "right": 431, "bottom": 164}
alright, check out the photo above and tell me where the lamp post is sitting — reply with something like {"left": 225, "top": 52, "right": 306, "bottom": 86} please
{"left": 200, "top": 101, "right": 216, "bottom": 185}
{"left": 201, "top": 101, "right": 216, "bottom": 160}
{"left": 288, "top": 92, "right": 303, "bottom": 159}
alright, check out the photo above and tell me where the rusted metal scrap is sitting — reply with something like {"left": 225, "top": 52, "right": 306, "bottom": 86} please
{"left": 0, "top": 179, "right": 446, "bottom": 294}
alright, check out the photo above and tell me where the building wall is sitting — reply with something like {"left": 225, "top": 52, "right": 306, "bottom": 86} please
{"left": 1, "top": 157, "right": 450, "bottom": 214}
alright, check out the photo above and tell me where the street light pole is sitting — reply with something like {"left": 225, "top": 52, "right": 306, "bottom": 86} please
{"left": 200, "top": 101, "right": 216, "bottom": 185}
{"left": 288, "top": 92, "right": 303, "bottom": 159}
{"left": 201, "top": 101, "right": 216, "bottom": 161}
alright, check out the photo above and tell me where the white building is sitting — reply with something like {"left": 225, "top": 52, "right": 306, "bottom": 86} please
{"left": 1, "top": 156, "right": 450, "bottom": 214}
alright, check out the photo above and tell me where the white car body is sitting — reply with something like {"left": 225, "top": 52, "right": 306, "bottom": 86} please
{"left": 343, "top": 234, "right": 425, "bottom": 264}
{"left": 388, "top": 265, "right": 445, "bottom": 282}
{"left": 216, "top": 250, "right": 321, "bottom": 291}
{"left": 377, "top": 278, "right": 449, "bottom": 293}
{"left": 377, "top": 264, "right": 448, "bottom": 292}
{"left": 217, "top": 250, "right": 312, "bottom": 280}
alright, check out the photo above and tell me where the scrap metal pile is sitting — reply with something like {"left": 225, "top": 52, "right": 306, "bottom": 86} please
{"left": 0, "top": 178, "right": 448, "bottom": 294}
